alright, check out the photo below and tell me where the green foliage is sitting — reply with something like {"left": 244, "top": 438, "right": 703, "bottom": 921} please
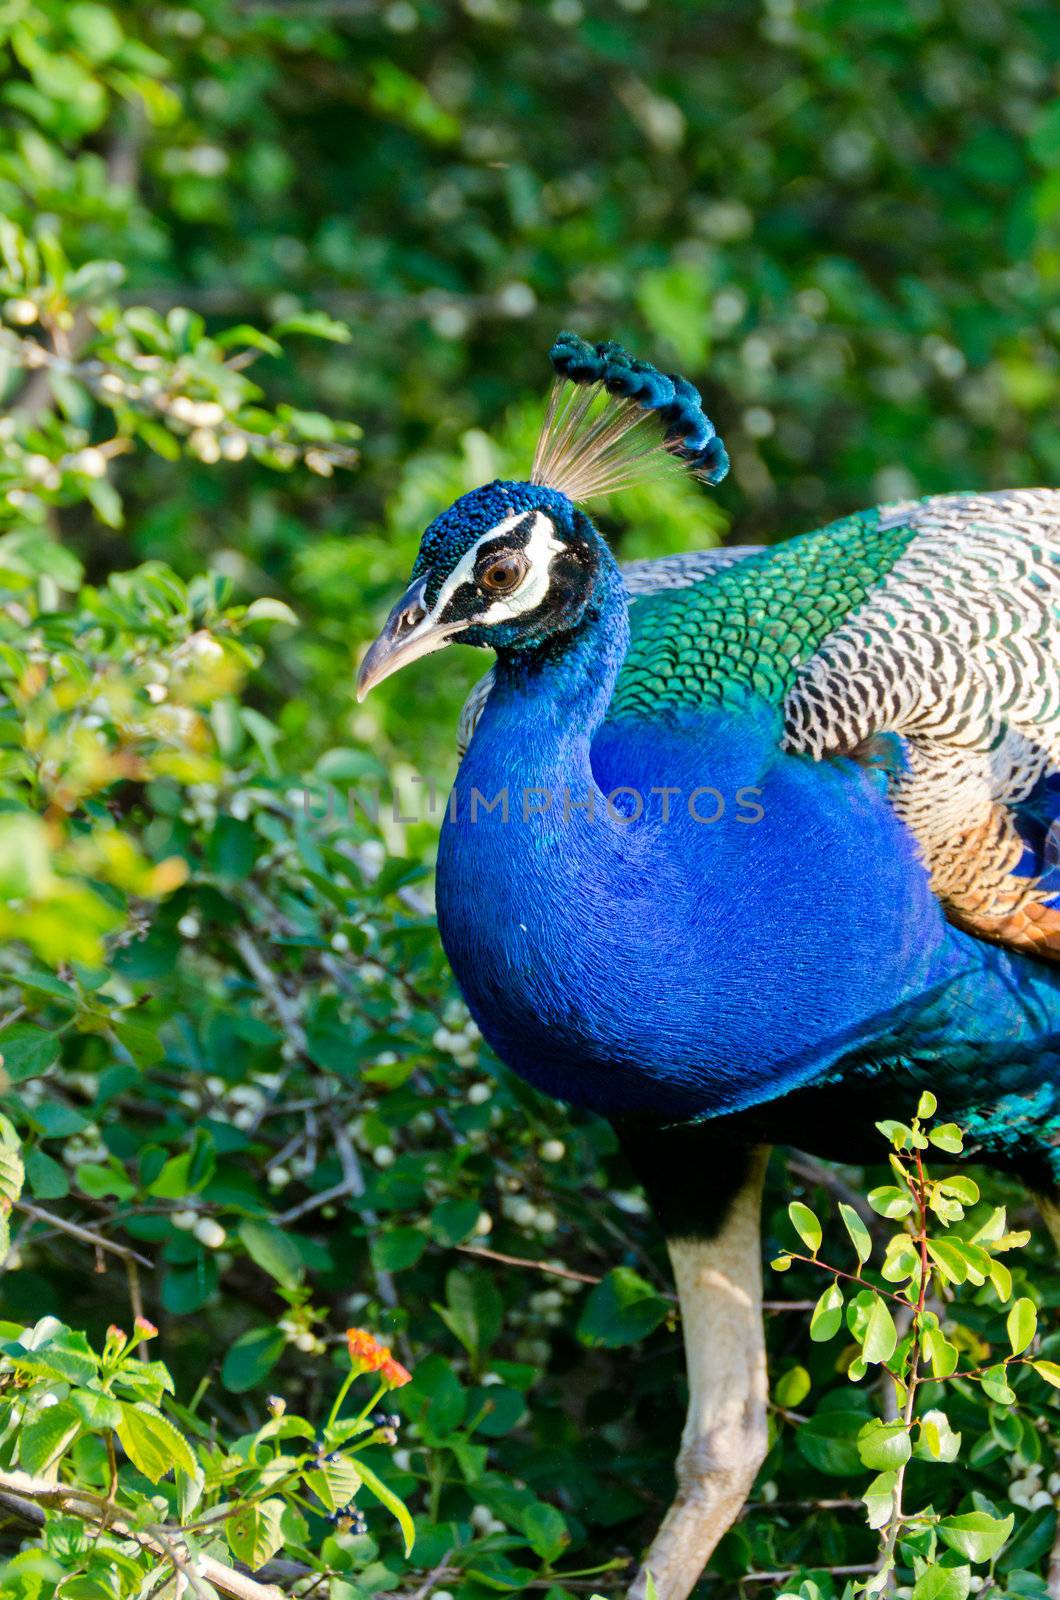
{"left": 771, "top": 1106, "right": 1058, "bottom": 1600}
{"left": 0, "top": 1, "right": 1057, "bottom": 1597}
{"left": 0, "top": 1315, "right": 416, "bottom": 1588}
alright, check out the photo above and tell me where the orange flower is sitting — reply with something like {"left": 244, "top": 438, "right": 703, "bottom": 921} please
{"left": 134, "top": 1316, "right": 158, "bottom": 1340}
{"left": 346, "top": 1328, "right": 388, "bottom": 1372}
{"left": 380, "top": 1353, "right": 411, "bottom": 1389}
{"left": 345, "top": 1328, "right": 412, "bottom": 1388}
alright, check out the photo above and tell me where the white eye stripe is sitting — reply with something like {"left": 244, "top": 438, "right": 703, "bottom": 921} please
{"left": 431, "top": 510, "right": 563, "bottom": 624}
{"left": 477, "top": 512, "right": 565, "bottom": 622}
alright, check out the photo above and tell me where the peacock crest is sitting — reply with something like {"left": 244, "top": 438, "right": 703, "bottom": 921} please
{"left": 529, "top": 331, "right": 730, "bottom": 503}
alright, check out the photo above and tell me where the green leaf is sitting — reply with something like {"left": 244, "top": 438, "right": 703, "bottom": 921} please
{"left": 243, "top": 597, "right": 298, "bottom": 626}
{"left": 176, "top": 1466, "right": 205, "bottom": 1523}
{"left": 861, "top": 1296, "right": 898, "bottom": 1365}
{"left": 354, "top": 1456, "right": 415, "bottom": 1556}
{"left": 370, "top": 1226, "right": 426, "bottom": 1272}
{"left": 215, "top": 324, "right": 283, "bottom": 356}
{"left": 923, "top": 1326, "right": 959, "bottom": 1379}
{"left": 1006, "top": 1297, "right": 1037, "bottom": 1356}
{"left": 916, "top": 1090, "right": 938, "bottom": 1119}
{"left": 225, "top": 1498, "right": 286, "bottom": 1570}
{"left": 857, "top": 1418, "right": 912, "bottom": 1471}
{"left": 997, "top": 1504, "right": 1059, "bottom": 1574}
{"left": 938, "top": 1511, "right": 1014, "bottom": 1564}
{"left": 19, "top": 1400, "right": 81, "bottom": 1473}
{"left": 469, "top": 1384, "right": 526, "bottom": 1438}
{"left": 429, "top": 1198, "right": 481, "bottom": 1246}
{"left": 809, "top": 1282, "right": 844, "bottom": 1342}
{"left": 521, "top": 1502, "right": 569, "bottom": 1562}
{"left": 774, "top": 1365, "right": 811, "bottom": 1408}
{"left": 115, "top": 1402, "right": 197, "bottom": 1483}
{"left": 303, "top": 1456, "right": 362, "bottom": 1512}
{"left": 75, "top": 1161, "right": 134, "bottom": 1200}
{"left": 838, "top": 1202, "right": 872, "bottom": 1264}
{"left": 980, "top": 1364, "right": 1016, "bottom": 1404}
{"left": 0, "top": 1134, "right": 24, "bottom": 1207}
{"left": 928, "top": 1123, "right": 964, "bottom": 1153}
{"left": 910, "top": 1565, "right": 971, "bottom": 1600}
{"left": 926, "top": 1239, "right": 969, "bottom": 1285}
{"left": 0, "top": 1024, "right": 60, "bottom": 1082}
{"left": 24, "top": 1149, "right": 68, "bottom": 1200}
{"left": 988, "top": 1408, "right": 1022, "bottom": 1452}
{"left": 405, "top": 1353, "right": 465, "bottom": 1435}
{"left": 916, "top": 1408, "right": 961, "bottom": 1463}
{"left": 795, "top": 1404, "right": 867, "bottom": 1477}
{"left": 576, "top": 1267, "right": 669, "bottom": 1348}
{"left": 162, "top": 1254, "right": 218, "bottom": 1315}
{"left": 862, "top": 1470, "right": 898, "bottom": 1530}
{"left": 636, "top": 261, "right": 713, "bottom": 367}
{"left": 937, "top": 1175, "right": 979, "bottom": 1204}
{"left": 147, "top": 1149, "right": 208, "bottom": 1199}
{"left": 69, "top": 1390, "right": 122, "bottom": 1429}
{"left": 876, "top": 1119, "right": 915, "bottom": 1150}
{"left": 1031, "top": 1359, "right": 1060, "bottom": 1389}
{"left": 9, "top": 1327, "right": 96, "bottom": 1386}
{"left": 988, "top": 1257, "right": 1012, "bottom": 1303}
{"left": 787, "top": 1200, "right": 822, "bottom": 1253}
{"left": 112, "top": 1021, "right": 164, "bottom": 1068}
{"left": 221, "top": 1325, "right": 286, "bottom": 1393}
{"left": 867, "top": 1184, "right": 914, "bottom": 1219}
{"left": 238, "top": 1220, "right": 304, "bottom": 1288}
{"left": 434, "top": 1268, "right": 503, "bottom": 1358}
{"left": 271, "top": 310, "right": 352, "bottom": 343}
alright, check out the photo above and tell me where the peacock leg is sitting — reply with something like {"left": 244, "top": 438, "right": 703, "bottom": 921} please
{"left": 627, "top": 1144, "right": 770, "bottom": 1600}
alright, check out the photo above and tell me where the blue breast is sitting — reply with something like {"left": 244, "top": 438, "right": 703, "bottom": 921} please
{"left": 440, "top": 688, "right": 1056, "bottom": 1125}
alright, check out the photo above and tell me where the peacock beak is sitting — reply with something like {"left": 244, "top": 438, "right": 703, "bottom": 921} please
{"left": 356, "top": 575, "right": 468, "bottom": 701}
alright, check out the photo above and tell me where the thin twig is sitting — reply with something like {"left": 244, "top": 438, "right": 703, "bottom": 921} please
{"left": 233, "top": 929, "right": 306, "bottom": 1052}
{"left": 455, "top": 1243, "right": 607, "bottom": 1287}
{"left": 729, "top": 1564, "right": 877, "bottom": 1586}
{"left": 781, "top": 1248, "right": 911, "bottom": 1309}
{"left": 404, "top": 1551, "right": 455, "bottom": 1600}
{"left": 330, "top": 1117, "right": 403, "bottom": 1326}
{"left": 273, "top": 1176, "right": 364, "bottom": 1225}
{"left": 15, "top": 1202, "right": 154, "bottom": 1270}
{"left": 456, "top": 1245, "right": 820, "bottom": 1311}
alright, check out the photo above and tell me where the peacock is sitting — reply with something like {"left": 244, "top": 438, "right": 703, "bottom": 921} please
{"left": 357, "top": 332, "right": 1060, "bottom": 1600}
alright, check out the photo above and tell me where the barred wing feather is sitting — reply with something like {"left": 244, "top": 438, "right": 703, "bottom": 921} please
{"left": 782, "top": 490, "right": 1060, "bottom": 959}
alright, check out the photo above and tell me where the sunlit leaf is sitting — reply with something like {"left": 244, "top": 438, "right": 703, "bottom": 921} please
{"left": 938, "top": 1511, "right": 1014, "bottom": 1563}
{"left": 787, "top": 1201, "right": 822, "bottom": 1254}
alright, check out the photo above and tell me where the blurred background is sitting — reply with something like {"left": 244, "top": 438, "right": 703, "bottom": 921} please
{"left": 1, "top": 3, "right": 1059, "bottom": 1595}
{"left": 7, "top": 0, "right": 1057, "bottom": 777}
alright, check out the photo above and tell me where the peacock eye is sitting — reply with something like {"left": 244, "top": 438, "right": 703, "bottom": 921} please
{"left": 479, "top": 552, "right": 527, "bottom": 595}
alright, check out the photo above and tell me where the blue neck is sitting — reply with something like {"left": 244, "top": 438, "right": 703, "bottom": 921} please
{"left": 479, "top": 542, "right": 630, "bottom": 800}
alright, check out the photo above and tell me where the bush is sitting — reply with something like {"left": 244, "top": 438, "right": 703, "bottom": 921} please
{"left": 0, "top": 3, "right": 1056, "bottom": 1597}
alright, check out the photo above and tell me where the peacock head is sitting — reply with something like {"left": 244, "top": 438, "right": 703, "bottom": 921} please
{"left": 356, "top": 333, "right": 728, "bottom": 701}
{"left": 356, "top": 479, "right": 601, "bottom": 698}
